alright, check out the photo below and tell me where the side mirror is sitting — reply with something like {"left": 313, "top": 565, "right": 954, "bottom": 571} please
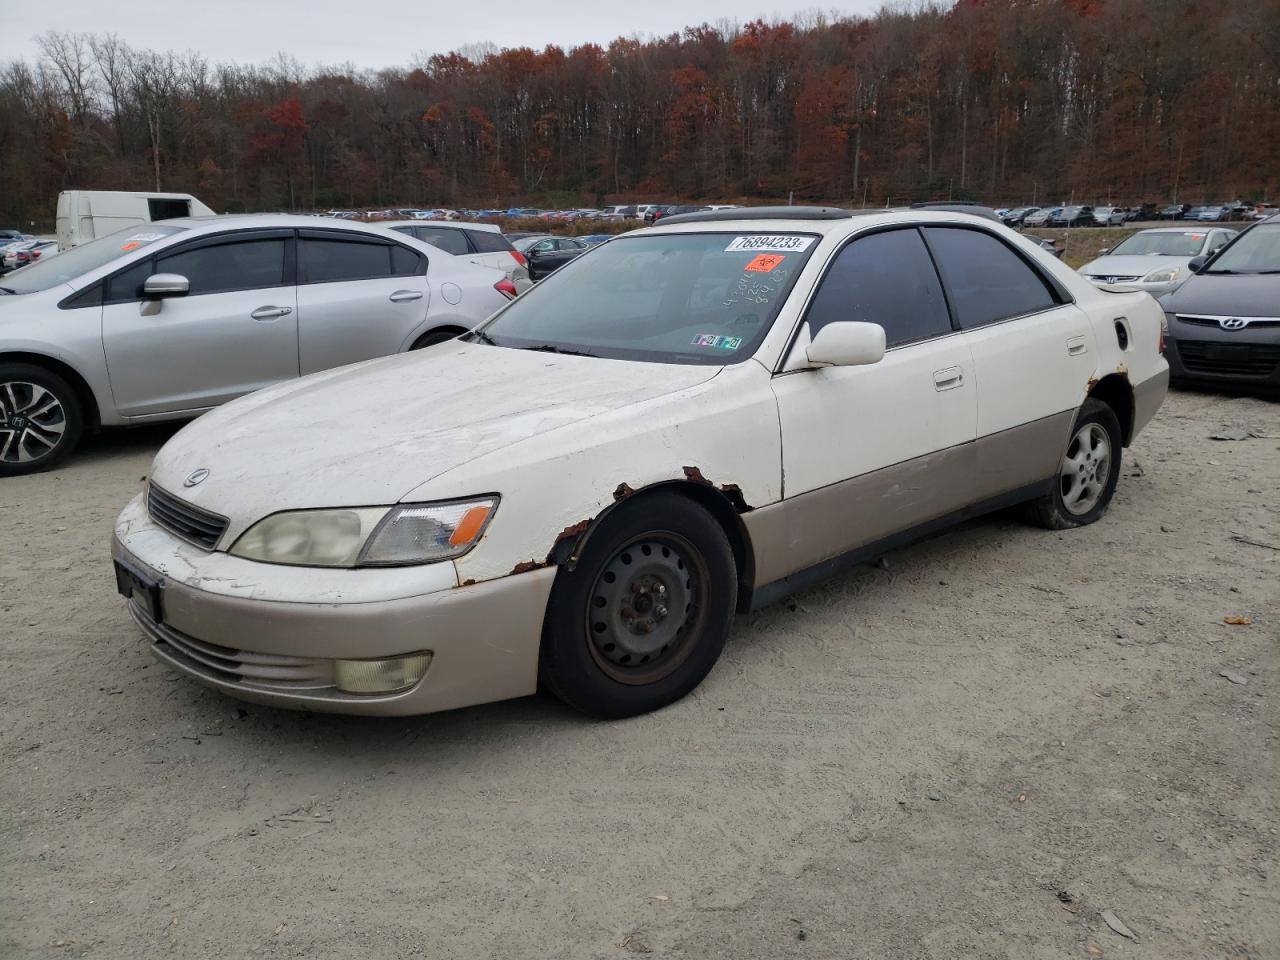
{"left": 806, "top": 321, "right": 886, "bottom": 368}
{"left": 143, "top": 273, "right": 189, "bottom": 299}
{"left": 1187, "top": 255, "right": 1208, "bottom": 274}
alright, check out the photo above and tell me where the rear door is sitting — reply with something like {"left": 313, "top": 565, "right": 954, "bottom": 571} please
{"left": 101, "top": 229, "right": 297, "bottom": 416}
{"left": 295, "top": 229, "right": 430, "bottom": 374}
{"left": 766, "top": 227, "right": 978, "bottom": 582}
{"left": 921, "top": 225, "right": 1093, "bottom": 500}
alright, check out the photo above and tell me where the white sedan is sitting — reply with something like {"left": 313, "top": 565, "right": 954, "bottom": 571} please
{"left": 112, "top": 208, "right": 1169, "bottom": 719}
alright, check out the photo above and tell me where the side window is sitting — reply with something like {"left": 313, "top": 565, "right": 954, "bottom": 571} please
{"left": 922, "top": 227, "right": 1057, "bottom": 329}
{"left": 107, "top": 257, "right": 156, "bottom": 303}
{"left": 300, "top": 238, "right": 393, "bottom": 283}
{"left": 468, "top": 230, "right": 514, "bottom": 254}
{"left": 411, "top": 227, "right": 469, "bottom": 256}
{"left": 155, "top": 238, "right": 286, "bottom": 296}
{"left": 805, "top": 228, "right": 952, "bottom": 348}
{"left": 532, "top": 239, "right": 555, "bottom": 253}
{"left": 390, "top": 245, "right": 424, "bottom": 277}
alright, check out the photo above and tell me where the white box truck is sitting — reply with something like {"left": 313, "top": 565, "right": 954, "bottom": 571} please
{"left": 55, "top": 190, "right": 216, "bottom": 250}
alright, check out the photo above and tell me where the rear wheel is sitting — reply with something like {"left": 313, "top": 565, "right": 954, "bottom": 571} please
{"left": 410, "top": 328, "right": 464, "bottom": 350}
{"left": 0, "top": 363, "right": 83, "bottom": 476}
{"left": 1026, "top": 399, "right": 1122, "bottom": 529}
{"left": 539, "top": 493, "right": 737, "bottom": 719}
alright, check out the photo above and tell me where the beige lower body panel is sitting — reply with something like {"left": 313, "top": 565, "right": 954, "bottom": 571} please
{"left": 746, "top": 410, "right": 1076, "bottom": 589}
{"left": 112, "top": 535, "right": 555, "bottom": 716}
{"left": 1131, "top": 367, "right": 1169, "bottom": 441}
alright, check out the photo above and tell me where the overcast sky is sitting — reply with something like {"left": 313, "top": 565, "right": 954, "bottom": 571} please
{"left": 0, "top": 1, "right": 889, "bottom": 68}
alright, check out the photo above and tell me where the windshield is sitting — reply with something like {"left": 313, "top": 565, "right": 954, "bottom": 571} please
{"left": 477, "top": 231, "right": 819, "bottom": 364}
{"left": 1, "top": 226, "right": 183, "bottom": 293}
{"left": 1204, "top": 223, "right": 1280, "bottom": 274}
{"left": 1111, "top": 231, "right": 1208, "bottom": 257}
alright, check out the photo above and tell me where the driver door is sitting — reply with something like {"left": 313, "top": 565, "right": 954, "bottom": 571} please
{"left": 101, "top": 230, "right": 298, "bottom": 417}
{"left": 763, "top": 227, "right": 977, "bottom": 583}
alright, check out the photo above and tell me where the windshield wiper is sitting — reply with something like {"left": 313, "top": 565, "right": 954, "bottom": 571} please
{"left": 1202, "top": 269, "right": 1236, "bottom": 275}
{"left": 519, "top": 344, "right": 599, "bottom": 357}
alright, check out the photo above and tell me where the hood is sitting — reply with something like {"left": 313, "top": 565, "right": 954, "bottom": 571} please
{"left": 150, "top": 342, "right": 721, "bottom": 531}
{"left": 1079, "top": 254, "right": 1190, "bottom": 278}
{"left": 1161, "top": 272, "right": 1280, "bottom": 316}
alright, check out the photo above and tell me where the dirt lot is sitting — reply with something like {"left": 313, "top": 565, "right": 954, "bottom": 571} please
{"left": 1, "top": 388, "right": 1276, "bottom": 959}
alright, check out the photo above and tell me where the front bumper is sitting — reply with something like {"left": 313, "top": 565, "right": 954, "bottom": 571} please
{"left": 112, "top": 496, "right": 556, "bottom": 716}
{"left": 1165, "top": 318, "right": 1280, "bottom": 391}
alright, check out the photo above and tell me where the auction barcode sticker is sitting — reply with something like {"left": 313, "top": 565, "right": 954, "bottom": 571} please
{"left": 725, "top": 235, "right": 815, "bottom": 253}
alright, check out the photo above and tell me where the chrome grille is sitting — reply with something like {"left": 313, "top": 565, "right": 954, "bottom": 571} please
{"left": 128, "top": 601, "right": 334, "bottom": 689}
{"left": 147, "top": 483, "right": 228, "bottom": 550}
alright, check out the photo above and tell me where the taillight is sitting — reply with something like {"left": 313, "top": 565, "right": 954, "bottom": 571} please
{"left": 509, "top": 250, "right": 527, "bottom": 267}
{"left": 494, "top": 278, "right": 518, "bottom": 300}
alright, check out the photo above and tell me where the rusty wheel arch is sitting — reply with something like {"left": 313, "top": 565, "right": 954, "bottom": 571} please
{"left": 1087, "top": 373, "right": 1136, "bottom": 446}
{"left": 547, "top": 475, "right": 757, "bottom": 613}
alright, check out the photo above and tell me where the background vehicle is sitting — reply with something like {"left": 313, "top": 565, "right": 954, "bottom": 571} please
{"left": 56, "top": 190, "right": 216, "bottom": 251}
{"left": 386, "top": 220, "right": 531, "bottom": 292}
{"left": 0, "top": 237, "right": 37, "bottom": 273}
{"left": 3, "top": 240, "right": 58, "bottom": 271}
{"left": 1078, "top": 227, "right": 1236, "bottom": 294}
{"left": 1196, "top": 204, "right": 1234, "bottom": 222}
{"left": 1051, "top": 205, "right": 1095, "bottom": 227}
{"left": 512, "top": 235, "right": 590, "bottom": 280}
{"left": 1023, "top": 207, "right": 1059, "bottom": 227}
{"left": 0, "top": 229, "right": 26, "bottom": 243}
{"left": 1158, "top": 204, "right": 1191, "bottom": 220}
{"left": 1093, "top": 206, "right": 1127, "bottom": 226}
{"left": 1124, "top": 204, "right": 1158, "bottom": 222}
{"left": 1001, "top": 206, "right": 1040, "bottom": 227}
{"left": 1029, "top": 236, "right": 1064, "bottom": 258}
{"left": 576, "top": 234, "right": 613, "bottom": 246}
{"left": 0, "top": 216, "right": 511, "bottom": 474}
{"left": 645, "top": 204, "right": 708, "bottom": 224}
{"left": 1161, "top": 216, "right": 1280, "bottom": 391}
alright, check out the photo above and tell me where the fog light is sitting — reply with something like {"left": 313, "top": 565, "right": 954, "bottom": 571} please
{"left": 334, "top": 653, "right": 432, "bottom": 694}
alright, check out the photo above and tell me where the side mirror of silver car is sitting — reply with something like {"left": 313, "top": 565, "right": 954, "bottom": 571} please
{"left": 806, "top": 321, "right": 887, "bottom": 368}
{"left": 142, "top": 273, "right": 190, "bottom": 300}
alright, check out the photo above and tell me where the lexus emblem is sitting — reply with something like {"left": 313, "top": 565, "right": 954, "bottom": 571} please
{"left": 1219, "top": 317, "right": 1248, "bottom": 330}
{"left": 184, "top": 468, "right": 210, "bottom": 487}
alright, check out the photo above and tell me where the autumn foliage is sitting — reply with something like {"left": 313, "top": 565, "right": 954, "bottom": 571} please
{"left": 1, "top": 0, "right": 1277, "bottom": 225}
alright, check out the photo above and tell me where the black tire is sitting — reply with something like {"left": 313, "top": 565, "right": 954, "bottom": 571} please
{"left": 410, "top": 328, "right": 464, "bottom": 350}
{"left": 539, "top": 493, "right": 737, "bottom": 719}
{"left": 1026, "top": 398, "right": 1123, "bottom": 530}
{"left": 0, "top": 362, "right": 84, "bottom": 476}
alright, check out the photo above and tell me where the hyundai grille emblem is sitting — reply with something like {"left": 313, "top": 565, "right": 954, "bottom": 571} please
{"left": 184, "top": 468, "right": 210, "bottom": 487}
{"left": 1219, "top": 317, "right": 1247, "bottom": 330}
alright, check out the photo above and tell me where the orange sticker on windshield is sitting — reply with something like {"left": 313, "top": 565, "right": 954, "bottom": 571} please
{"left": 745, "top": 254, "right": 785, "bottom": 273}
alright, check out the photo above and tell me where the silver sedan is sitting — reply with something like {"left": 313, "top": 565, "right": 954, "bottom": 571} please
{"left": 0, "top": 215, "right": 513, "bottom": 474}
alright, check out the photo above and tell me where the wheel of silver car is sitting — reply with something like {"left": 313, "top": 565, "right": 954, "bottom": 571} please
{"left": 0, "top": 363, "right": 84, "bottom": 476}
{"left": 1060, "top": 422, "right": 1111, "bottom": 516}
{"left": 1025, "top": 398, "right": 1122, "bottom": 530}
{"left": 540, "top": 492, "right": 737, "bottom": 719}
{"left": 585, "top": 533, "right": 706, "bottom": 686}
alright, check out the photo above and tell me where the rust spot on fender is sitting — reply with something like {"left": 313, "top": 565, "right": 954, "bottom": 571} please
{"left": 613, "top": 482, "right": 636, "bottom": 501}
{"left": 511, "top": 560, "right": 547, "bottom": 575}
{"left": 718, "top": 482, "right": 753, "bottom": 512}
{"left": 682, "top": 465, "right": 710, "bottom": 484}
{"left": 460, "top": 578, "right": 477, "bottom": 587}
{"left": 557, "top": 518, "right": 591, "bottom": 541}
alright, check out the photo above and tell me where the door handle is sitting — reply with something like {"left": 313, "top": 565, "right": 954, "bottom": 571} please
{"left": 389, "top": 290, "right": 424, "bottom": 303}
{"left": 933, "top": 366, "right": 963, "bottom": 391}
{"left": 1067, "top": 335, "right": 1088, "bottom": 356}
{"left": 250, "top": 306, "right": 292, "bottom": 321}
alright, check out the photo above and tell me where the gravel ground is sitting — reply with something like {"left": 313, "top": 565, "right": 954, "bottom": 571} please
{"left": 2, "top": 388, "right": 1276, "bottom": 960}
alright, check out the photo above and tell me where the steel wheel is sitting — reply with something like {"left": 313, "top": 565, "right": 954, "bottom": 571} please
{"left": 584, "top": 533, "right": 708, "bottom": 686}
{"left": 1060, "top": 422, "right": 1111, "bottom": 516}
{"left": 0, "top": 380, "right": 67, "bottom": 465}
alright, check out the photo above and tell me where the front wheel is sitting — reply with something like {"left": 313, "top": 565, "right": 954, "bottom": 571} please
{"left": 1026, "top": 399, "right": 1122, "bottom": 530}
{"left": 539, "top": 493, "right": 737, "bottom": 719}
{"left": 0, "top": 363, "right": 84, "bottom": 476}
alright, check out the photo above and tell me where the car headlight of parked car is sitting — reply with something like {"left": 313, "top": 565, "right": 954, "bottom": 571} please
{"left": 229, "top": 497, "right": 498, "bottom": 567}
{"left": 1142, "top": 266, "right": 1180, "bottom": 284}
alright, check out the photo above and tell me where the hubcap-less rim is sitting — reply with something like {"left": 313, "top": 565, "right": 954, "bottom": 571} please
{"left": 1060, "top": 422, "right": 1111, "bottom": 516}
{"left": 586, "top": 534, "right": 707, "bottom": 686}
{"left": 0, "top": 381, "right": 66, "bottom": 464}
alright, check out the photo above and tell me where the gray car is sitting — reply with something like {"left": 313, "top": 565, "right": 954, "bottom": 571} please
{"left": 1161, "top": 215, "right": 1280, "bottom": 391}
{"left": 1078, "top": 226, "right": 1236, "bottom": 295}
{"left": 0, "top": 215, "right": 512, "bottom": 475}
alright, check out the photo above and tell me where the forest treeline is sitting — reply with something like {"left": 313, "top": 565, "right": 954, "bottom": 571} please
{"left": 1, "top": 0, "right": 1277, "bottom": 225}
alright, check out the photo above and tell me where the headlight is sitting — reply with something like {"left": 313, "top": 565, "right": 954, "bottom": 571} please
{"left": 229, "top": 497, "right": 497, "bottom": 567}
{"left": 1142, "top": 266, "right": 1180, "bottom": 283}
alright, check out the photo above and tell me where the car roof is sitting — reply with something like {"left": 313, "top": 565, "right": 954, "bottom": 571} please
{"left": 644, "top": 207, "right": 1011, "bottom": 237}
{"left": 161, "top": 214, "right": 414, "bottom": 237}
{"left": 381, "top": 219, "right": 500, "bottom": 233}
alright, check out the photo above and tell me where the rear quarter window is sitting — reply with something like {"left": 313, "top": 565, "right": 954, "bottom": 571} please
{"left": 468, "top": 230, "right": 515, "bottom": 254}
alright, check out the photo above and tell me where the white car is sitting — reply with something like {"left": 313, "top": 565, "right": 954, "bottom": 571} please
{"left": 0, "top": 215, "right": 513, "bottom": 474}
{"left": 111, "top": 207, "right": 1168, "bottom": 720}
{"left": 384, "top": 220, "right": 532, "bottom": 292}
{"left": 1078, "top": 226, "right": 1237, "bottom": 295}
{"left": 2, "top": 239, "right": 58, "bottom": 271}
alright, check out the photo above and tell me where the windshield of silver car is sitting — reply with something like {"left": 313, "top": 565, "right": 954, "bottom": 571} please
{"left": 1202, "top": 224, "right": 1280, "bottom": 274}
{"left": 474, "top": 232, "right": 820, "bottom": 364}
{"left": 1111, "top": 232, "right": 1209, "bottom": 257}
{"left": 1, "top": 226, "right": 185, "bottom": 294}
